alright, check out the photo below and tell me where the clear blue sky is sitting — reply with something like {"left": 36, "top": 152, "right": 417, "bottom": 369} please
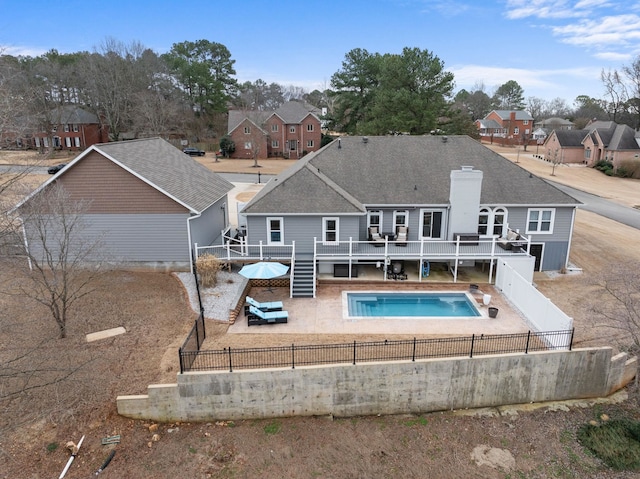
{"left": 1, "top": 0, "right": 637, "bottom": 105}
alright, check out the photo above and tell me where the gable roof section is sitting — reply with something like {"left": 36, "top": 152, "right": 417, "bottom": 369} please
{"left": 228, "top": 110, "right": 271, "bottom": 133}
{"left": 228, "top": 101, "right": 321, "bottom": 133}
{"left": 554, "top": 129, "right": 589, "bottom": 147}
{"left": 274, "top": 101, "right": 320, "bottom": 124}
{"left": 243, "top": 154, "right": 364, "bottom": 214}
{"left": 94, "top": 138, "right": 233, "bottom": 213}
{"left": 476, "top": 119, "right": 501, "bottom": 129}
{"left": 243, "top": 135, "right": 578, "bottom": 215}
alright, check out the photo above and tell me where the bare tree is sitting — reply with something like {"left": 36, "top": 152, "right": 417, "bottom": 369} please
{"left": 10, "top": 184, "right": 106, "bottom": 338}
{"left": 589, "top": 262, "right": 640, "bottom": 383}
{"left": 601, "top": 68, "right": 628, "bottom": 122}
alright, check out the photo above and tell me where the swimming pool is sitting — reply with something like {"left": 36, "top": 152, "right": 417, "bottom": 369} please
{"left": 344, "top": 291, "right": 481, "bottom": 318}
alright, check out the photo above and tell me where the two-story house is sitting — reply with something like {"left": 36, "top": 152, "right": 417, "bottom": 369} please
{"left": 236, "top": 135, "right": 579, "bottom": 296}
{"left": 476, "top": 110, "right": 534, "bottom": 146}
{"left": 32, "top": 105, "right": 109, "bottom": 151}
{"left": 227, "top": 101, "right": 322, "bottom": 159}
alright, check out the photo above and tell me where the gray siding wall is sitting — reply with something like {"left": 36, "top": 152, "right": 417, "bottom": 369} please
{"left": 83, "top": 213, "right": 190, "bottom": 262}
{"left": 247, "top": 215, "right": 361, "bottom": 253}
{"left": 501, "top": 206, "right": 574, "bottom": 242}
{"left": 538, "top": 241, "right": 569, "bottom": 271}
{"left": 190, "top": 196, "right": 228, "bottom": 249}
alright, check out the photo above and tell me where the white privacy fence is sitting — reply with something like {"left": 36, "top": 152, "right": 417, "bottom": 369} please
{"left": 495, "top": 259, "right": 573, "bottom": 336}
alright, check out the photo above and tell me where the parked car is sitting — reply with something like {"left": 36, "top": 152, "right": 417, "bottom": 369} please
{"left": 182, "top": 147, "right": 205, "bottom": 157}
{"left": 47, "top": 163, "right": 67, "bottom": 174}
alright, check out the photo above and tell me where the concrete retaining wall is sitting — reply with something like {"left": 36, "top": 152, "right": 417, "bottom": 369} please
{"left": 117, "top": 347, "right": 636, "bottom": 422}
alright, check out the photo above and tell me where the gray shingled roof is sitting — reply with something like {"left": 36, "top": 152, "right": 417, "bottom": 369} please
{"left": 228, "top": 101, "right": 320, "bottom": 133}
{"left": 242, "top": 135, "right": 578, "bottom": 215}
{"left": 491, "top": 110, "right": 534, "bottom": 120}
{"left": 95, "top": 138, "right": 233, "bottom": 213}
{"left": 228, "top": 110, "right": 271, "bottom": 133}
{"left": 554, "top": 129, "right": 588, "bottom": 147}
{"left": 274, "top": 101, "right": 320, "bottom": 123}
{"left": 50, "top": 105, "right": 99, "bottom": 124}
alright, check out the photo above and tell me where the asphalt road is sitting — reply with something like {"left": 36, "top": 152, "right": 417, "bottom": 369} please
{"left": 547, "top": 180, "right": 640, "bottom": 230}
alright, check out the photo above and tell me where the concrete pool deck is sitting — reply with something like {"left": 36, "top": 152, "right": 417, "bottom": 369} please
{"left": 229, "top": 281, "right": 532, "bottom": 337}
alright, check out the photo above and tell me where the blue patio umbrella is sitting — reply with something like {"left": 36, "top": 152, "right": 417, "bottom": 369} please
{"left": 239, "top": 262, "right": 289, "bottom": 291}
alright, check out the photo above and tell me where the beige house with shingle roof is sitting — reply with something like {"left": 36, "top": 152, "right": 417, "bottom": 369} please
{"left": 16, "top": 137, "right": 233, "bottom": 270}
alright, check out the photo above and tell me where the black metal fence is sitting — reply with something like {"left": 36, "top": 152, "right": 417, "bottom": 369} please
{"left": 178, "top": 312, "right": 206, "bottom": 373}
{"left": 178, "top": 329, "right": 574, "bottom": 373}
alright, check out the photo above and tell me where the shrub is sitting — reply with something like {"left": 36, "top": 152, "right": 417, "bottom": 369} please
{"left": 196, "top": 254, "right": 222, "bottom": 288}
{"left": 577, "top": 418, "right": 640, "bottom": 470}
{"left": 594, "top": 160, "right": 613, "bottom": 172}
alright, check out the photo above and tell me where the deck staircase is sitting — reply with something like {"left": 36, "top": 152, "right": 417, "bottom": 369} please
{"left": 291, "top": 256, "right": 315, "bottom": 298}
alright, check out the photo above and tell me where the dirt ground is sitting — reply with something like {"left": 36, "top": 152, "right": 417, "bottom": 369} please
{"left": 2, "top": 146, "right": 640, "bottom": 478}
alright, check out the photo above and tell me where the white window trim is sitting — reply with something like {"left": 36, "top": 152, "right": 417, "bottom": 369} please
{"left": 271, "top": 140, "right": 279, "bottom": 148}
{"left": 393, "top": 210, "right": 408, "bottom": 232}
{"left": 367, "top": 210, "right": 383, "bottom": 228}
{"left": 478, "top": 206, "right": 508, "bottom": 237}
{"left": 307, "top": 124, "right": 314, "bottom": 131}
{"left": 418, "top": 209, "right": 445, "bottom": 239}
{"left": 322, "top": 217, "right": 339, "bottom": 245}
{"left": 526, "top": 208, "right": 555, "bottom": 235}
{"left": 306, "top": 140, "right": 314, "bottom": 148}
{"left": 289, "top": 126, "right": 296, "bottom": 133}
{"left": 267, "top": 217, "right": 284, "bottom": 245}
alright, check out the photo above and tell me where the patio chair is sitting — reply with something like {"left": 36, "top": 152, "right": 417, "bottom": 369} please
{"left": 248, "top": 305, "right": 288, "bottom": 326}
{"left": 368, "top": 226, "right": 385, "bottom": 247}
{"left": 244, "top": 296, "right": 284, "bottom": 316}
{"left": 395, "top": 226, "right": 408, "bottom": 246}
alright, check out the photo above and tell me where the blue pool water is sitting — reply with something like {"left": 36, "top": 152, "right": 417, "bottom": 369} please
{"left": 347, "top": 292, "right": 481, "bottom": 318}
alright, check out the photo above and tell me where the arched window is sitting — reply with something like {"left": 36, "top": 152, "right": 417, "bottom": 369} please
{"left": 493, "top": 207, "right": 506, "bottom": 236}
{"left": 478, "top": 207, "right": 508, "bottom": 237}
{"left": 478, "top": 208, "right": 490, "bottom": 235}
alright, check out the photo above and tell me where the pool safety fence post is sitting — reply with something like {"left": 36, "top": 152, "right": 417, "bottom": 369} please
{"left": 470, "top": 334, "right": 475, "bottom": 358}
{"left": 227, "top": 347, "right": 233, "bottom": 372}
{"left": 291, "top": 344, "right": 295, "bottom": 369}
{"left": 353, "top": 341, "right": 357, "bottom": 365}
{"left": 525, "top": 330, "right": 531, "bottom": 353}
{"left": 569, "top": 328, "right": 575, "bottom": 350}
{"left": 412, "top": 337, "right": 417, "bottom": 361}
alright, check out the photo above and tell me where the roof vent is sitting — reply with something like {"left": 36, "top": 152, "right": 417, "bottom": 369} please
{"left": 338, "top": 138, "right": 341, "bottom": 149}
{"left": 442, "top": 136, "right": 448, "bottom": 143}
{"left": 461, "top": 166, "right": 474, "bottom": 171}
{"left": 362, "top": 136, "right": 368, "bottom": 144}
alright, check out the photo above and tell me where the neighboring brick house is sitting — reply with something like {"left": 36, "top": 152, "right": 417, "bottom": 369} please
{"left": 227, "top": 101, "right": 322, "bottom": 159}
{"left": 30, "top": 105, "right": 109, "bottom": 151}
{"left": 476, "top": 110, "right": 534, "bottom": 146}
{"left": 543, "top": 120, "right": 640, "bottom": 171}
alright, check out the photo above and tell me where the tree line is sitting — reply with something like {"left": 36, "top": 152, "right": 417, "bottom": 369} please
{"left": 2, "top": 38, "right": 640, "bottom": 147}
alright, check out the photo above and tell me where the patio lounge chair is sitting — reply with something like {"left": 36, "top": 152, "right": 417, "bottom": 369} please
{"left": 368, "top": 226, "right": 385, "bottom": 247}
{"left": 248, "top": 305, "right": 288, "bottom": 326}
{"left": 395, "top": 226, "right": 408, "bottom": 246}
{"left": 244, "top": 296, "right": 284, "bottom": 316}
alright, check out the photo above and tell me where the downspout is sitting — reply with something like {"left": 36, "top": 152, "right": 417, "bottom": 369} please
{"left": 564, "top": 207, "right": 577, "bottom": 270}
{"left": 18, "top": 216, "right": 33, "bottom": 271}
{"left": 187, "top": 212, "right": 202, "bottom": 274}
